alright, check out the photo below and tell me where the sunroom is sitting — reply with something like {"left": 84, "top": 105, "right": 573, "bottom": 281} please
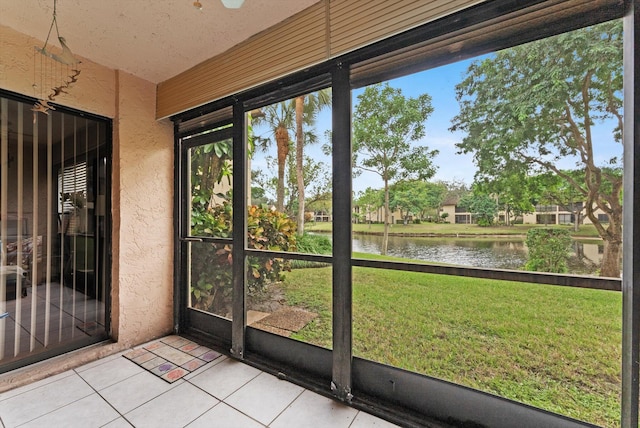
{"left": 1, "top": 0, "right": 639, "bottom": 427}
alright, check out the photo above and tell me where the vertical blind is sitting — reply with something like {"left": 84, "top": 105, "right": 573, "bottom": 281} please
{"left": 0, "top": 94, "right": 109, "bottom": 372}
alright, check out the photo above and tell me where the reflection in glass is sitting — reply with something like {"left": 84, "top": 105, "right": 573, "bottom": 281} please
{"left": 1, "top": 97, "right": 109, "bottom": 369}
{"left": 188, "top": 242, "right": 233, "bottom": 320}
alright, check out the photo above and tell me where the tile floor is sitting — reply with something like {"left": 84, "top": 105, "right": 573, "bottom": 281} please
{"left": 0, "top": 336, "right": 399, "bottom": 428}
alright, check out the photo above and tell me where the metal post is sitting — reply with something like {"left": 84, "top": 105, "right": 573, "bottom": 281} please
{"left": 173, "top": 122, "right": 183, "bottom": 334}
{"left": 332, "top": 63, "right": 353, "bottom": 401}
{"left": 231, "top": 100, "right": 247, "bottom": 359}
{"left": 622, "top": 1, "right": 640, "bottom": 426}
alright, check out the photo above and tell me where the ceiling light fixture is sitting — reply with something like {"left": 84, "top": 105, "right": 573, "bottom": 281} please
{"left": 193, "top": 0, "right": 245, "bottom": 10}
{"left": 220, "top": 0, "right": 245, "bottom": 8}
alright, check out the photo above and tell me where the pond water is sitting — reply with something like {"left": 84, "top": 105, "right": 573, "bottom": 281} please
{"left": 327, "top": 233, "right": 602, "bottom": 274}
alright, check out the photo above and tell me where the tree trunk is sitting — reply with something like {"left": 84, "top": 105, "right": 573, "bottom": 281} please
{"left": 584, "top": 183, "right": 622, "bottom": 277}
{"left": 382, "top": 180, "right": 390, "bottom": 255}
{"left": 275, "top": 126, "right": 289, "bottom": 212}
{"left": 295, "top": 96, "right": 305, "bottom": 235}
{"left": 600, "top": 237, "right": 622, "bottom": 278}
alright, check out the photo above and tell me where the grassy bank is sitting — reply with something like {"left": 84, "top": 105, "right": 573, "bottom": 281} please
{"left": 305, "top": 222, "right": 602, "bottom": 238}
{"left": 280, "top": 257, "right": 621, "bottom": 426}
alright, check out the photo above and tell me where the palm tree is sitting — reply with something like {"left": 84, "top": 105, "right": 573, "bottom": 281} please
{"left": 253, "top": 102, "right": 295, "bottom": 212}
{"left": 253, "top": 89, "right": 331, "bottom": 230}
{"left": 294, "top": 89, "right": 331, "bottom": 234}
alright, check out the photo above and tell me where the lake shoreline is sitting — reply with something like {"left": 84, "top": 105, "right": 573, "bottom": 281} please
{"left": 310, "top": 228, "right": 602, "bottom": 240}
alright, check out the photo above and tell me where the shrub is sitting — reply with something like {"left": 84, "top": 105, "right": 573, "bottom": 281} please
{"left": 190, "top": 202, "right": 297, "bottom": 314}
{"left": 524, "top": 228, "right": 572, "bottom": 273}
{"left": 291, "top": 233, "right": 332, "bottom": 268}
{"left": 295, "top": 233, "right": 332, "bottom": 254}
{"left": 476, "top": 217, "right": 493, "bottom": 227}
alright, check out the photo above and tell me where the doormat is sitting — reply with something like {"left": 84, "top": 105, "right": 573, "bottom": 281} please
{"left": 124, "top": 335, "right": 222, "bottom": 383}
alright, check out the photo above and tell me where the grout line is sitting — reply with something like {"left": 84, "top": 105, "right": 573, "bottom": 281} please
{"left": 100, "top": 369, "right": 184, "bottom": 409}
{"left": 218, "top": 368, "right": 262, "bottom": 402}
{"left": 347, "top": 411, "right": 359, "bottom": 427}
{"left": 181, "top": 399, "right": 224, "bottom": 428}
{"left": 0, "top": 370, "right": 75, "bottom": 402}
{"left": 216, "top": 401, "right": 269, "bottom": 428}
{"left": 11, "top": 372, "right": 95, "bottom": 427}
{"left": 76, "top": 366, "right": 154, "bottom": 427}
{"left": 264, "top": 386, "right": 307, "bottom": 426}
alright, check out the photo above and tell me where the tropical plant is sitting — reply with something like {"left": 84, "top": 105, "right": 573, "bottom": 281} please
{"left": 253, "top": 89, "right": 331, "bottom": 223}
{"left": 294, "top": 89, "right": 331, "bottom": 235}
{"left": 253, "top": 102, "right": 294, "bottom": 212}
{"left": 190, "top": 201, "right": 297, "bottom": 314}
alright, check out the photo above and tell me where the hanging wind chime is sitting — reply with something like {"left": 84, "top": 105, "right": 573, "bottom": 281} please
{"left": 32, "top": 0, "right": 81, "bottom": 117}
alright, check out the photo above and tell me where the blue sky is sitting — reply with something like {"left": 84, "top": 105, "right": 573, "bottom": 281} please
{"left": 251, "top": 58, "right": 479, "bottom": 196}
{"left": 251, "top": 53, "right": 622, "bottom": 197}
{"left": 349, "top": 59, "right": 478, "bottom": 193}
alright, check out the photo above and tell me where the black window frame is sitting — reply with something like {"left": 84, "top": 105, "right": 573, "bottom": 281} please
{"left": 172, "top": 1, "right": 639, "bottom": 426}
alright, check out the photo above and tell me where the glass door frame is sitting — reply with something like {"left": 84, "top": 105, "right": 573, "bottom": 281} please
{"left": 176, "top": 123, "right": 235, "bottom": 348}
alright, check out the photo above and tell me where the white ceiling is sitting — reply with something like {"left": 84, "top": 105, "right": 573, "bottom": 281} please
{"left": 0, "top": 0, "right": 320, "bottom": 84}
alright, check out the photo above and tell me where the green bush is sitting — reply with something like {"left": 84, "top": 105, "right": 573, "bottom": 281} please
{"left": 291, "top": 233, "right": 332, "bottom": 268}
{"left": 476, "top": 217, "right": 493, "bottom": 227}
{"left": 190, "top": 202, "right": 297, "bottom": 314}
{"left": 524, "top": 228, "right": 572, "bottom": 273}
{"left": 295, "top": 233, "right": 332, "bottom": 254}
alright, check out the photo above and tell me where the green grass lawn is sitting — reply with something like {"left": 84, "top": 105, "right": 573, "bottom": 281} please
{"left": 279, "top": 260, "right": 621, "bottom": 427}
{"left": 305, "top": 221, "right": 602, "bottom": 238}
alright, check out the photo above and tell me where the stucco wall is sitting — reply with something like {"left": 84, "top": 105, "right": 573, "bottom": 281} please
{"left": 112, "top": 70, "right": 174, "bottom": 345}
{"left": 0, "top": 24, "right": 174, "bottom": 388}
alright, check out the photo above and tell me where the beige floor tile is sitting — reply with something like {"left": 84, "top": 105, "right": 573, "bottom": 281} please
{"left": 125, "top": 381, "right": 218, "bottom": 428}
{"left": 270, "top": 390, "right": 358, "bottom": 428}
{"left": 19, "top": 393, "right": 120, "bottom": 428}
{"left": 225, "top": 372, "right": 304, "bottom": 425}
{"left": 189, "top": 358, "right": 261, "bottom": 400}
{"left": 0, "top": 373, "right": 93, "bottom": 427}
{"left": 187, "top": 402, "right": 264, "bottom": 428}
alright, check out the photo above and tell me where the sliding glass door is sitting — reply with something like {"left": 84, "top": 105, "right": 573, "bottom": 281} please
{"left": 0, "top": 93, "right": 110, "bottom": 373}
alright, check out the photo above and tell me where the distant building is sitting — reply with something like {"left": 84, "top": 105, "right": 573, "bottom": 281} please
{"left": 440, "top": 198, "right": 609, "bottom": 225}
{"left": 353, "top": 204, "right": 408, "bottom": 224}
